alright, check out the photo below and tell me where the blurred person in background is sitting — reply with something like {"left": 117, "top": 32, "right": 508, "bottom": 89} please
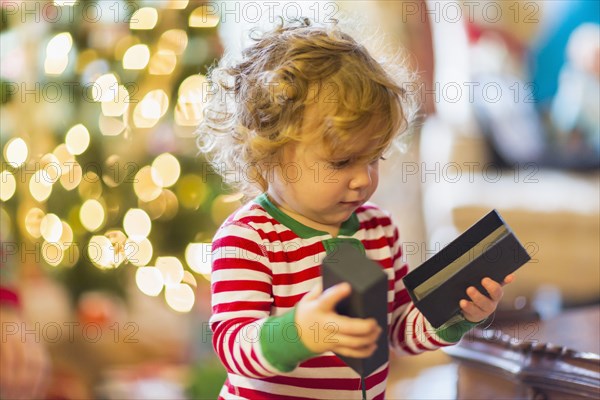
{"left": 466, "top": 0, "right": 599, "bottom": 169}
{"left": 1, "top": 224, "right": 51, "bottom": 399}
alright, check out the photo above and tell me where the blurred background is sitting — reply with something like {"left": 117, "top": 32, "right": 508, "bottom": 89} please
{"left": 0, "top": 1, "right": 598, "bottom": 399}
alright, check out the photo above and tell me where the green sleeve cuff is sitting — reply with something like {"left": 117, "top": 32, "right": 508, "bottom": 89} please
{"left": 435, "top": 319, "right": 481, "bottom": 343}
{"left": 259, "top": 307, "right": 318, "bottom": 372}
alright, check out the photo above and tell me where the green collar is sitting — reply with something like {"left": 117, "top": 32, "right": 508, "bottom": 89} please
{"left": 253, "top": 192, "right": 360, "bottom": 239}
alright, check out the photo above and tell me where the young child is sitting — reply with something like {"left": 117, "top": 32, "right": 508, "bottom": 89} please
{"left": 197, "top": 18, "right": 514, "bottom": 400}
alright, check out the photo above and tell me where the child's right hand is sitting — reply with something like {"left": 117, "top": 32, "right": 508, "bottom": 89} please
{"left": 295, "top": 282, "right": 382, "bottom": 358}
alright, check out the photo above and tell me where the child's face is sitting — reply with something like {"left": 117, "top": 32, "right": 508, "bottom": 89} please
{"left": 266, "top": 117, "right": 384, "bottom": 236}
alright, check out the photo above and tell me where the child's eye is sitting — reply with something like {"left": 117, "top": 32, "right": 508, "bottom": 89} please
{"left": 330, "top": 159, "right": 351, "bottom": 169}
{"left": 369, "top": 156, "right": 387, "bottom": 164}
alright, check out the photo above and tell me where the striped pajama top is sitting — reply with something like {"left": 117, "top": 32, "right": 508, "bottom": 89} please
{"left": 209, "top": 192, "right": 472, "bottom": 399}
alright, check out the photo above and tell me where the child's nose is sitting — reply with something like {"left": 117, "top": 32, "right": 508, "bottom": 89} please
{"left": 349, "top": 163, "right": 374, "bottom": 190}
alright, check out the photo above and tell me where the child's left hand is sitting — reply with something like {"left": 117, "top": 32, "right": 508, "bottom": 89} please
{"left": 460, "top": 274, "right": 515, "bottom": 323}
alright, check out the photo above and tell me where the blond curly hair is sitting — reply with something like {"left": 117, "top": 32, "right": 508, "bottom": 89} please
{"left": 196, "top": 18, "right": 418, "bottom": 203}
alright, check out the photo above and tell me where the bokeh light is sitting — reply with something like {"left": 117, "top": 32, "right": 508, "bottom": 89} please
{"left": 101, "top": 85, "right": 129, "bottom": 117}
{"left": 158, "top": 29, "right": 188, "bottom": 55}
{"left": 165, "top": 283, "right": 195, "bottom": 312}
{"left": 92, "top": 74, "right": 119, "bottom": 102}
{"left": 156, "top": 256, "right": 184, "bottom": 287}
{"left": 79, "top": 199, "right": 105, "bottom": 232}
{"left": 60, "top": 160, "right": 82, "bottom": 191}
{"left": 160, "top": 189, "right": 179, "bottom": 220}
{"left": 53, "top": 144, "right": 75, "bottom": 171}
{"left": 4, "top": 138, "right": 28, "bottom": 167}
{"left": 30, "top": 171, "right": 53, "bottom": 202}
{"left": 99, "top": 115, "right": 127, "bottom": 137}
{"left": 134, "top": 166, "right": 163, "bottom": 202}
{"left": 42, "top": 242, "right": 64, "bottom": 267}
{"left": 189, "top": 6, "right": 220, "bottom": 28}
{"left": 123, "top": 208, "right": 151, "bottom": 240}
{"left": 58, "top": 221, "right": 74, "bottom": 250}
{"left": 124, "top": 237, "right": 153, "bottom": 267}
{"left": 47, "top": 32, "right": 73, "bottom": 54}
{"left": 123, "top": 45, "right": 151, "bottom": 70}
{"left": 78, "top": 171, "right": 102, "bottom": 199}
{"left": 133, "top": 90, "right": 169, "bottom": 128}
{"left": 88, "top": 235, "right": 116, "bottom": 269}
{"left": 136, "top": 267, "right": 164, "bottom": 296}
{"left": 185, "top": 242, "right": 212, "bottom": 278}
{"left": 45, "top": 32, "right": 72, "bottom": 75}
{"left": 152, "top": 153, "right": 180, "bottom": 188}
{"left": 176, "top": 74, "right": 207, "bottom": 126}
{"left": 163, "top": 0, "right": 188, "bottom": 9}
{"left": 182, "top": 270, "right": 197, "bottom": 288}
{"left": 65, "top": 124, "right": 90, "bottom": 155}
{"left": 0, "top": 171, "right": 16, "bottom": 201}
{"left": 40, "top": 153, "right": 62, "bottom": 184}
{"left": 44, "top": 56, "right": 69, "bottom": 76}
{"left": 149, "top": 50, "right": 177, "bottom": 75}
{"left": 40, "top": 213, "right": 63, "bottom": 242}
{"left": 25, "top": 208, "right": 45, "bottom": 239}
{"left": 105, "top": 230, "right": 127, "bottom": 268}
{"left": 130, "top": 7, "right": 158, "bottom": 30}
{"left": 176, "top": 174, "right": 208, "bottom": 210}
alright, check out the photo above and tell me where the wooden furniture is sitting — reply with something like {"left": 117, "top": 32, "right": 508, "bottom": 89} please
{"left": 445, "top": 305, "right": 600, "bottom": 399}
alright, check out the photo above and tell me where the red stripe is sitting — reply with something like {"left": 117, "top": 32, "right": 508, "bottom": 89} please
{"left": 239, "top": 340, "right": 262, "bottom": 377}
{"left": 227, "top": 322, "right": 248, "bottom": 374}
{"left": 233, "top": 384, "right": 314, "bottom": 400}
{"left": 267, "top": 241, "right": 324, "bottom": 263}
{"left": 272, "top": 292, "right": 305, "bottom": 308}
{"left": 412, "top": 313, "right": 428, "bottom": 351}
{"left": 263, "top": 375, "right": 362, "bottom": 390}
{"left": 214, "top": 300, "right": 272, "bottom": 314}
{"left": 394, "top": 265, "right": 408, "bottom": 281}
{"left": 214, "top": 320, "right": 243, "bottom": 373}
{"left": 254, "top": 227, "right": 300, "bottom": 243}
{"left": 212, "top": 280, "right": 271, "bottom": 294}
{"left": 262, "top": 365, "right": 388, "bottom": 391}
{"left": 359, "top": 215, "right": 392, "bottom": 231}
{"left": 395, "top": 288, "right": 410, "bottom": 309}
{"left": 362, "top": 236, "right": 391, "bottom": 250}
{"left": 393, "top": 226, "right": 399, "bottom": 242}
{"left": 212, "top": 258, "right": 271, "bottom": 276}
{"left": 365, "top": 366, "right": 389, "bottom": 389}
{"left": 273, "top": 266, "right": 320, "bottom": 285}
{"left": 213, "top": 234, "right": 267, "bottom": 258}
{"left": 422, "top": 314, "right": 446, "bottom": 347}
{"left": 298, "top": 355, "right": 347, "bottom": 368}
{"left": 213, "top": 321, "right": 232, "bottom": 371}
{"left": 238, "top": 214, "right": 275, "bottom": 226}
{"left": 396, "top": 304, "right": 418, "bottom": 355}
{"left": 250, "top": 346, "right": 267, "bottom": 374}
{"left": 425, "top": 330, "right": 446, "bottom": 348}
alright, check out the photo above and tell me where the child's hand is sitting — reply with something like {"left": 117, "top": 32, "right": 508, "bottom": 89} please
{"left": 295, "top": 282, "right": 382, "bottom": 358}
{"left": 460, "top": 274, "right": 516, "bottom": 323}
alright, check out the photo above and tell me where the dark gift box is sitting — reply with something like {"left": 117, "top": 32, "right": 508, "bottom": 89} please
{"left": 402, "top": 209, "right": 531, "bottom": 329}
{"left": 321, "top": 242, "right": 388, "bottom": 377}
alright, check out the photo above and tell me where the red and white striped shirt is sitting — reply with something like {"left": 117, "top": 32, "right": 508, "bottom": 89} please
{"left": 209, "top": 193, "right": 465, "bottom": 399}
